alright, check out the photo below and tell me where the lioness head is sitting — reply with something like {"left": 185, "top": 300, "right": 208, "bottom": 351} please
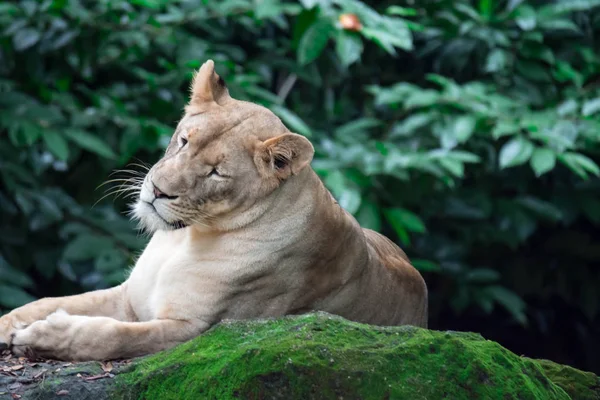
{"left": 133, "top": 60, "right": 314, "bottom": 232}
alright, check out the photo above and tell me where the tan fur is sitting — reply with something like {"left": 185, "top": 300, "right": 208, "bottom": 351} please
{"left": 0, "top": 60, "right": 427, "bottom": 361}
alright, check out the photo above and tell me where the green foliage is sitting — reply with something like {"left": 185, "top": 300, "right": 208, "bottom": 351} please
{"left": 1, "top": 0, "right": 599, "bottom": 372}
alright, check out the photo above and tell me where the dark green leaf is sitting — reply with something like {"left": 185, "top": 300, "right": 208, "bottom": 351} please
{"left": 64, "top": 130, "right": 117, "bottom": 159}
{"left": 390, "top": 113, "right": 433, "bottom": 138}
{"left": 271, "top": 105, "right": 312, "bottom": 137}
{"left": 297, "top": 19, "right": 335, "bottom": 65}
{"left": 580, "top": 197, "right": 600, "bottom": 223}
{"left": 514, "top": 5, "right": 536, "bottom": 30}
{"left": 539, "top": 18, "right": 580, "bottom": 32}
{"left": 130, "top": 0, "right": 167, "bottom": 9}
{"left": 467, "top": 269, "right": 500, "bottom": 283}
{"left": 355, "top": 200, "right": 381, "bottom": 231}
{"left": 474, "top": 290, "right": 494, "bottom": 314}
{"left": 361, "top": 27, "right": 413, "bottom": 54}
{"left": 582, "top": 98, "right": 600, "bottom": 116}
{"left": 479, "top": 0, "right": 493, "bottom": 19}
{"left": 492, "top": 120, "right": 520, "bottom": 139}
{"left": 539, "top": 0, "right": 600, "bottom": 17}
{"left": 13, "top": 28, "right": 41, "bottom": 51}
{"left": 439, "top": 158, "right": 464, "bottom": 177}
{"left": 0, "top": 255, "right": 34, "bottom": 288}
{"left": 411, "top": 259, "right": 441, "bottom": 272}
{"left": 386, "top": 6, "right": 417, "bottom": 16}
{"left": 404, "top": 90, "right": 439, "bottom": 109}
{"left": 335, "top": 31, "right": 363, "bottom": 67}
{"left": 43, "top": 131, "right": 69, "bottom": 161}
{"left": 515, "top": 196, "right": 563, "bottom": 221}
{"left": 519, "top": 43, "right": 555, "bottom": 64}
{"left": 338, "top": 187, "right": 362, "bottom": 214}
{"left": 52, "top": 30, "right": 78, "bottom": 50}
{"left": 530, "top": 147, "right": 556, "bottom": 176}
{"left": 563, "top": 153, "right": 600, "bottom": 176}
{"left": 0, "top": 285, "right": 36, "bottom": 308}
{"left": 455, "top": 3, "right": 481, "bottom": 21}
{"left": 447, "top": 150, "right": 481, "bottom": 163}
{"left": 499, "top": 137, "right": 534, "bottom": 168}
{"left": 516, "top": 60, "right": 551, "bottom": 82}
{"left": 452, "top": 115, "right": 476, "bottom": 143}
{"left": 553, "top": 61, "right": 583, "bottom": 87}
{"left": 485, "top": 285, "right": 527, "bottom": 325}
{"left": 335, "top": 118, "right": 380, "bottom": 136}
{"left": 558, "top": 153, "right": 589, "bottom": 179}
{"left": 485, "top": 49, "right": 507, "bottom": 73}
{"left": 384, "top": 207, "right": 426, "bottom": 234}
{"left": 323, "top": 170, "right": 346, "bottom": 197}
{"left": 557, "top": 99, "right": 578, "bottom": 116}
{"left": 63, "top": 234, "right": 116, "bottom": 262}
{"left": 383, "top": 209, "right": 411, "bottom": 245}
{"left": 95, "top": 249, "right": 126, "bottom": 273}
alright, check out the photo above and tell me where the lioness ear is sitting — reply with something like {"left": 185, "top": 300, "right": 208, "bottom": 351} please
{"left": 256, "top": 133, "right": 314, "bottom": 179}
{"left": 189, "top": 59, "right": 230, "bottom": 105}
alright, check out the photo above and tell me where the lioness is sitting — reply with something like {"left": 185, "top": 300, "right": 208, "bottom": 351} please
{"left": 0, "top": 60, "right": 427, "bottom": 361}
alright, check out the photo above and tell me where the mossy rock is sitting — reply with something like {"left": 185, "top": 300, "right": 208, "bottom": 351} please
{"left": 115, "top": 312, "right": 582, "bottom": 400}
{"left": 535, "top": 359, "right": 600, "bottom": 400}
{"left": 5, "top": 312, "right": 599, "bottom": 400}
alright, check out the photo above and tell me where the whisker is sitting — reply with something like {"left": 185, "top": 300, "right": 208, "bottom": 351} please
{"left": 109, "top": 184, "right": 142, "bottom": 191}
{"left": 119, "top": 169, "right": 147, "bottom": 177}
{"left": 97, "top": 178, "right": 144, "bottom": 190}
{"left": 107, "top": 168, "right": 147, "bottom": 178}
{"left": 131, "top": 158, "right": 152, "bottom": 170}
{"left": 127, "top": 163, "right": 151, "bottom": 172}
{"left": 93, "top": 183, "right": 142, "bottom": 207}
{"left": 110, "top": 187, "right": 142, "bottom": 200}
{"left": 92, "top": 193, "right": 118, "bottom": 208}
{"left": 101, "top": 186, "right": 142, "bottom": 197}
{"left": 190, "top": 217, "right": 211, "bottom": 228}
{"left": 120, "top": 192, "right": 141, "bottom": 200}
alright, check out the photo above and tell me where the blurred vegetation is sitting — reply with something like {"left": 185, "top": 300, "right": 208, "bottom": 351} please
{"left": 1, "top": 0, "right": 599, "bottom": 372}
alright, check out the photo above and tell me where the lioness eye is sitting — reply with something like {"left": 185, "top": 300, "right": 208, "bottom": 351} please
{"left": 180, "top": 137, "right": 188, "bottom": 147}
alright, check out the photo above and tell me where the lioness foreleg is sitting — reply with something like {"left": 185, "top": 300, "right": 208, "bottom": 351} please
{"left": 0, "top": 285, "right": 127, "bottom": 350}
{"left": 11, "top": 310, "right": 207, "bottom": 361}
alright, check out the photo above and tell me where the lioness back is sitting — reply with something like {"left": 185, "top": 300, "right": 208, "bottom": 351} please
{"left": 362, "top": 229, "right": 428, "bottom": 328}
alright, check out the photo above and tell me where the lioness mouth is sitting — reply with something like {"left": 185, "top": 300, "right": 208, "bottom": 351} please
{"left": 142, "top": 201, "right": 188, "bottom": 230}
{"left": 169, "top": 221, "right": 188, "bottom": 230}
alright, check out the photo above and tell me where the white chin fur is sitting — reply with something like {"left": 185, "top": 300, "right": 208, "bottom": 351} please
{"left": 132, "top": 201, "right": 176, "bottom": 233}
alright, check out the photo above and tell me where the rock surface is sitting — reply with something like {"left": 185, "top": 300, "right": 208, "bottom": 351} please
{"left": 0, "top": 312, "right": 598, "bottom": 399}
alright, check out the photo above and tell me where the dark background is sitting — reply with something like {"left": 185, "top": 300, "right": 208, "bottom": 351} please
{"left": 1, "top": 0, "right": 599, "bottom": 373}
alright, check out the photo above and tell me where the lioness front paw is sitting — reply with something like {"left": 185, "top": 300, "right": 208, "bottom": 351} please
{"left": 0, "top": 315, "right": 13, "bottom": 349}
{"left": 0, "top": 313, "right": 27, "bottom": 351}
{"left": 11, "top": 309, "right": 74, "bottom": 360}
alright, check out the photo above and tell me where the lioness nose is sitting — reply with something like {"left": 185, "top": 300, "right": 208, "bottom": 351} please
{"left": 152, "top": 184, "right": 176, "bottom": 200}
{"left": 153, "top": 186, "right": 166, "bottom": 198}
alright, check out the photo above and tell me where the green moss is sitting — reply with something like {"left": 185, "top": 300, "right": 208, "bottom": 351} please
{"left": 536, "top": 359, "right": 600, "bottom": 400}
{"left": 111, "top": 312, "right": 573, "bottom": 400}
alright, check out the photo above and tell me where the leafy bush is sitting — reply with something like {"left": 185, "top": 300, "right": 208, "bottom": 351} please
{"left": 1, "top": 0, "right": 599, "bottom": 372}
